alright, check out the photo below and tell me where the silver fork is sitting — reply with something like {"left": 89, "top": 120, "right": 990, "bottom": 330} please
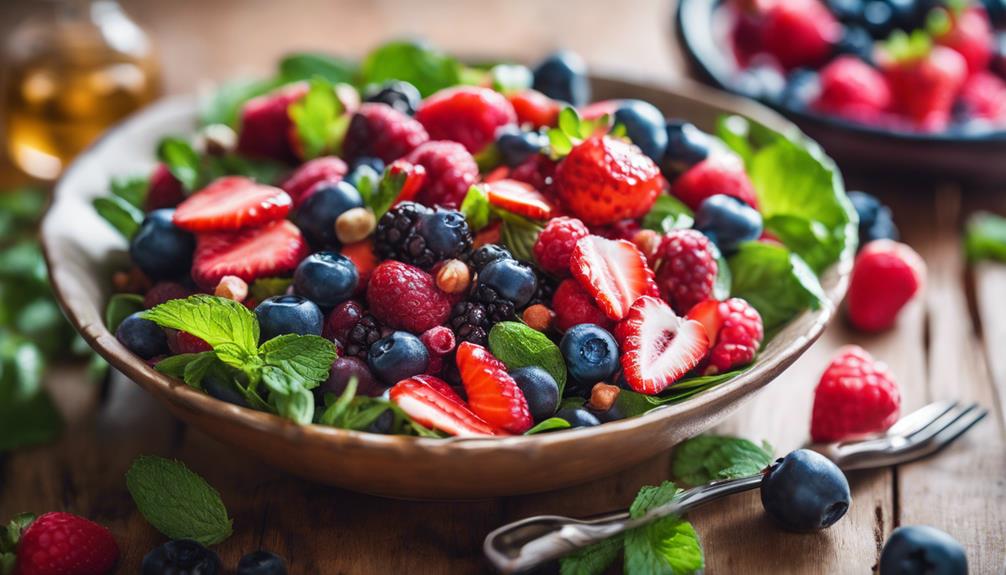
{"left": 483, "top": 401, "right": 988, "bottom": 574}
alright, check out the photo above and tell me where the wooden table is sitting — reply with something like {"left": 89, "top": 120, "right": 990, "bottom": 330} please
{"left": 2, "top": 1, "right": 1005, "bottom": 572}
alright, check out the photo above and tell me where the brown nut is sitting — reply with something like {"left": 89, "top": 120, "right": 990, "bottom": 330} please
{"left": 522, "top": 304, "right": 555, "bottom": 333}
{"left": 632, "top": 229, "right": 662, "bottom": 264}
{"left": 335, "top": 207, "right": 376, "bottom": 245}
{"left": 197, "top": 123, "right": 238, "bottom": 156}
{"left": 436, "top": 259, "right": 471, "bottom": 295}
{"left": 215, "top": 275, "right": 248, "bottom": 302}
{"left": 588, "top": 383, "right": 621, "bottom": 412}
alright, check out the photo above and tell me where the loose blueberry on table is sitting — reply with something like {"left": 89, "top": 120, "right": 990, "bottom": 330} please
{"left": 101, "top": 40, "right": 854, "bottom": 438}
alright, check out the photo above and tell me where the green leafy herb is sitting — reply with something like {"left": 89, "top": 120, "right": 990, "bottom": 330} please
{"left": 202, "top": 154, "right": 287, "bottom": 186}
{"left": 360, "top": 40, "right": 462, "bottom": 97}
{"left": 498, "top": 211, "right": 544, "bottom": 262}
{"left": 126, "top": 455, "right": 232, "bottom": 546}
{"left": 110, "top": 174, "right": 150, "bottom": 208}
{"left": 713, "top": 251, "right": 731, "bottom": 300}
{"left": 105, "top": 293, "right": 145, "bottom": 332}
{"left": 288, "top": 77, "right": 348, "bottom": 160}
{"left": 488, "top": 322, "right": 567, "bottom": 394}
{"left": 142, "top": 295, "right": 260, "bottom": 368}
{"left": 460, "top": 185, "right": 493, "bottom": 231}
{"left": 642, "top": 195, "right": 694, "bottom": 233}
{"left": 1, "top": 512, "right": 36, "bottom": 574}
{"left": 728, "top": 241, "right": 824, "bottom": 334}
{"left": 249, "top": 277, "right": 293, "bottom": 301}
{"left": 368, "top": 164, "right": 413, "bottom": 219}
{"left": 0, "top": 335, "right": 61, "bottom": 452}
{"left": 615, "top": 370, "right": 747, "bottom": 418}
{"left": 672, "top": 435, "right": 774, "bottom": 487}
{"left": 279, "top": 52, "right": 355, "bottom": 84}
{"left": 154, "top": 352, "right": 220, "bottom": 389}
{"left": 624, "top": 482, "right": 704, "bottom": 575}
{"left": 489, "top": 63, "right": 533, "bottom": 93}
{"left": 199, "top": 76, "right": 283, "bottom": 127}
{"left": 318, "top": 378, "right": 441, "bottom": 435}
{"left": 157, "top": 137, "right": 203, "bottom": 191}
{"left": 547, "top": 106, "right": 612, "bottom": 158}
{"left": 92, "top": 195, "right": 144, "bottom": 240}
{"left": 560, "top": 535, "right": 623, "bottom": 575}
{"left": 525, "top": 417, "right": 572, "bottom": 435}
{"left": 964, "top": 211, "right": 1006, "bottom": 262}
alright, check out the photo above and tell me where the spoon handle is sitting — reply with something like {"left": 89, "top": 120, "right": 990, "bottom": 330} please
{"left": 483, "top": 474, "right": 763, "bottom": 574}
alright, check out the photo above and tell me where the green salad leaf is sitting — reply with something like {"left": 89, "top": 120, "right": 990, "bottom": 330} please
{"left": 524, "top": 417, "right": 572, "bottom": 435}
{"left": 965, "top": 211, "right": 1006, "bottom": 263}
{"left": 360, "top": 40, "right": 463, "bottom": 97}
{"left": 92, "top": 195, "right": 144, "bottom": 240}
{"left": 729, "top": 241, "right": 825, "bottom": 334}
{"left": 642, "top": 194, "right": 694, "bottom": 233}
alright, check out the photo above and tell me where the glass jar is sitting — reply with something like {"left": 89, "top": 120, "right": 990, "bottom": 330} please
{"left": 3, "top": 0, "right": 160, "bottom": 179}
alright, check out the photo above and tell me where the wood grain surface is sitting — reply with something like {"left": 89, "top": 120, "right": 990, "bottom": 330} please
{"left": 1, "top": 1, "right": 1005, "bottom": 573}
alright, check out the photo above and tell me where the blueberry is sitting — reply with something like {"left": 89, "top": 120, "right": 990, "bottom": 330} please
{"left": 364, "top": 80, "right": 422, "bottom": 116}
{"left": 828, "top": 0, "right": 865, "bottom": 21}
{"left": 760, "top": 449, "right": 851, "bottom": 532}
{"left": 346, "top": 163, "right": 382, "bottom": 191}
{"left": 468, "top": 244, "right": 513, "bottom": 273}
{"left": 834, "top": 26, "right": 876, "bottom": 64}
{"left": 555, "top": 407, "right": 601, "bottom": 428}
{"left": 496, "top": 126, "right": 547, "bottom": 168}
{"left": 294, "top": 180, "right": 363, "bottom": 248}
{"left": 129, "top": 209, "right": 195, "bottom": 281}
{"left": 202, "top": 373, "right": 249, "bottom": 407}
{"left": 315, "top": 356, "right": 384, "bottom": 402}
{"left": 237, "top": 549, "right": 288, "bottom": 575}
{"left": 293, "top": 252, "right": 358, "bottom": 310}
{"left": 993, "top": 32, "right": 1006, "bottom": 79}
{"left": 417, "top": 207, "right": 473, "bottom": 261}
{"left": 116, "top": 312, "right": 168, "bottom": 359}
{"left": 848, "top": 191, "right": 899, "bottom": 247}
{"left": 560, "top": 324, "right": 620, "bottom": 389}
{"left": 532, "top": 50, "right": 590, "bottom": 106}
{"left": 510, "top": 366, "right": 560, "bottom": 421}
{"left": 863, "top": 0, "right": 896, "bottom": 37}
{"left": 986, "top": 0, "right": 1006, "bottom": 26}
{"left": 733, "top": 64, "right": 787, "bottom": 104}
{"left": 879, "top": 525, "right": 968, "bottom": 575}
{"left": 477, "top": 258, "right": 538, "bottom": 308}
{"left": 695, "top": 194, "right": 763, "bottom": 253}
{"left": 350, "top": 156, "right": 385, "bottom": 175}
{"left": 780, "top": 68, "right": 822, "bottom": 110}
{"left": 254, "top": 295, "right": 324, "bottom": 341}
{"left": 366, "top": 408, "right": 396, "bottom": 434}
{"left": 142, "top": 539, "right": 221, "bottom": 575}
{"left": 368, "top": 331, "right": 429, "bottom": 386}
{"left": 613, "top": 100, "right": 669, "bottom": 162}
{"left": 588, "top": 401, "right": 625, "bottom": 423}
{"left": 662, "top": 121, "right": 713, "bottom": 181}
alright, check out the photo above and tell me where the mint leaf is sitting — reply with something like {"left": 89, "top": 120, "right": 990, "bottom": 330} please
{"left": 154, "top": 352, "right": 218, "bottom": 389}
{"left": 460, "top": 185, "right": 492, "bottom": 231}
{"left": 105, "top": 293, "right": 145, "bottom": 332}
{"left": 369, "top": 165, "right": 411, "bottom": 219}
{"left": 965, "top": 211, "right": 1006, "bottom": 262}
{"left": 672, "top": 435, "right": 774, "bottom": 487}
{"left": 200, "top": 77, "right": 283, "bottom": 128}
{"left": 289, "top": 77, "right": 346, "bottom": 160}
{"left": 279, "top": 52, "right": 355, "bottom": 84}
{"left": 642, "top": 195, "right": 694, "bottom": 233}
{"left": 110, "top": 174, "right": 149, "bottom": 208}
{"left": 525, "top": 417, "right": 572, "bottom": 435}
{"left": 498, "top": 212, "right": 544, "bottom": 262}
{"left": 142, "top": 295, "right": 260, "bottom": 369}
{"left": 488, "top": 321, "right": 567, "bottom": 395}
{"left": 92, "top": 195, "right": 144, "bottom": 239}
{"left": 269, "top": 386, "right": 315, "bottom": 425}
{"left": 624, "top": 481, "right": 703, "bottom": 575}
{"left": 126, "top": 455, "right": 232, "bottom": 545}
{"left": 258, "top": 333, "right": 339, "bottom": 394}
{"left": 249, "top": 277, "right": 293, "bottom": 301}
{"left": 489, "top": 64, "right": 533, "bottom": 93}
{"left": 560, "top": 535, "right": 623, "bottom": 575}
{"left": 360, "top": 40, "right": 462, "bottom": 97}
{"left": 157, "top": 137, "right": 202, "bottom": 191}
{"left": 728, "top": 241, "right": 824, "bottom": 334}
{"left": 319, "top": 377, "right": 358, "bottom": 426}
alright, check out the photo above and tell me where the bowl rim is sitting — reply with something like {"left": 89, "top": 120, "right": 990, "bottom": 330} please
{"left": 41, "top": 74, "right": 852, "bottom": 457}
{"left": 675, "top": 0, "right": 1006, "bottom": 144}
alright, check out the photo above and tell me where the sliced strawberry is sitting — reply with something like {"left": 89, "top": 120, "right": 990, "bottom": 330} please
{"left": 386, "top": 159, "right": 427, "bottom": 206}
{"left": 615, "top": 296, "right": 710, "bottom": 394}
{"left": 173, "top": 176, "right": 292, "bottom": 233}
{"left": 483, "top": 165, "right": 510, "bottom": 183}
{"left": 569, "top": 235, "right": 658, "bottom": 321}
{"left": 474, "top": 220, "right": 502, "bottom": 248}
{"left": 390, "top": 376, "right": 497, "bottom": 437}
{"left": 456, "top": 342, "right": 532, "bottom": 434}
{"left": 685, "top": 299, "right": 724, "bottom": 343}
{"left": 508, "top": 89, "right": 561, "bottom": 128}
{"left": 484, "top": 179, "right": 555, "bottom": 220}
{"left": 192, "top": 220, "right": 308, "bottom": 290}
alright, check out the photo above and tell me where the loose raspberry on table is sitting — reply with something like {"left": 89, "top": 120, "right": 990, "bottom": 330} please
{"left": 533, "top": 216, "right": 590, "bottom": 277}
{"left": 811, "top": 345, "right": 901, "bottom": 442}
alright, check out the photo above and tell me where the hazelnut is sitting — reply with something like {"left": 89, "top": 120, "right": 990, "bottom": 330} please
{"left": 588, "top": 383, "right": 621, "bottom": 413}
{"left": 215, "top": 275, "right": 248, "bottom": 302}
{"left": 632, "top": 229, "right": 662, "bottom": 264}
{"left": 335, "top": 207, "right": 376, "bottom": 245}
{"left": 522, "top": 304, "right": 555, "bottom": 332}
{"left": 197, "top": 123, "right": 238, "bottom": 156}
{"left": 435, "top": 259, "right": 471, "bottom": 294}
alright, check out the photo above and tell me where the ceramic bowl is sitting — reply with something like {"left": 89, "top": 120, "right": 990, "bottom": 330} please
{"left": 42, "top": 75, "right": 851, "bottom": 499}
{"left": 675, "top": 0, "right": 1006, "bottom": 184}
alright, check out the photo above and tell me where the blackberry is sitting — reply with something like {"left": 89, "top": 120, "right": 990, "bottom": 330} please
{"left": 473, "top": 281, "right": 518, "bottom": 323}
{"left": 373, "top": 202, "right": 473, "bottom": 269}
{"left": 449, "top": 301, "right": 492, "bottom": 346}
{"left": 529, "top": 271, "right": 558, "bottom": 307}
{"left": 344, "top": 314, "right": 384, "bottom": 359}
{"left": 467, "top": 244, "right": 513, "bottom": 273}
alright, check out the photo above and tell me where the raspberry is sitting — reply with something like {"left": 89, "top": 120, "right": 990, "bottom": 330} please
{"left": 551, "top": 278, "right": 614, "bottom": 332}
{"left": 811, "top": 345, "right": 901, "bottom": 442}
{"left": 342, "top": 103, "right": 429, "bottom": 164}
{"left": 654, "top": 229, "right": 718, "bottom": 314}
{"left": 145, "top": 163, "right": 184, "bottom": 211}
{"left": 280, "top": 156, "right": 348, "bottom": 207}
{"left": 404, "top": 141, "right": 479, "bottom": 209}
{"left": 707, "top": 298, "right": 763, "bottom": 375}
{"left": 366, "top": 261, "right": 452, "bottom": 334}
{"left": 421, "top": 325, "right": 456, "bottom": 357}
{"left": 533, "top": 216, "right": 589, "bottom": 277}
{"left": 846, "top": 240, "right": 925, "bottom": 332}
{"left": 143, "top": 281, "right": 192, "bottom": 309}
{"left": 416, "top": 86, "right": 517, "bottom": 154}
{"left": 591, "top": 218, "right": 642, "bottom": 242}
{"left": 13, "top": 512, "right": 119, "bottom": 575}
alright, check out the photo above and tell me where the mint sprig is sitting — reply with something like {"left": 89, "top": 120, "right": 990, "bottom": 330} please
{"left": 126, "top": 455, "right": 232, "bottom": 546}
{"left": 488, "top": 322, "right": 567, "bottom": 395}
{"left": 289, "top": 77, "right": 350, "bottom": 160}
{"left": 547, "top": 107, "right": 612, "bottom": 158}
{"left": 672, "top": 435, "right": 774, "bottom": 487}
{"left": 459, "top": 185, "right": 492, "bottom": 231}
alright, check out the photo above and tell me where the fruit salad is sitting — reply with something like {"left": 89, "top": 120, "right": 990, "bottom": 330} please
{"left": 721, "top": 0, "right": 1006, "bottom": 133}
{"left": 94, "top": 41, "right": 854, "bottom": 438}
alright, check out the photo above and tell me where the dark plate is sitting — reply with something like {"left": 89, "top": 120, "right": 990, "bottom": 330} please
{"left": 676, "top": 0, "right": 1006, "bottom": 183}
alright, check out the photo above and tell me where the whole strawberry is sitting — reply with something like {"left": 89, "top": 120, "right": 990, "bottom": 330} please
{"left": 671, "top": 153, "right": 758, "bottom": 211}
{"left": 759, "top": 0, "right": 841, "bottom": 70}
{"left": 236, "top": 82, "right": 308, "bottom": 163}
{"left": 404, "top": 141, "right": 479, "bottom": 209}
{"left": 687, "top": 298, "right": 764, "bottom": 375}
{"left": 935, "top": 6, "right": 993, "bottom": 77}
{"left": 342, "top": 103, "right": 430, "bottom": 164}
{"left": 811, "top": 345, "right": 901, "bottom": 442}
{"left": 367, "top": 260, "right": 452, "bottom": 334}
{"left": 813, "top": 56, "right": 892, "bottom": 124}
{"left": 846, "top": 239, "right": 925, "bottom": 332}
{"left": 416, "top": 86, "right": 517, "bottom": 154}
{"left": 653, "top": 229, "right": 719, "bottom": 315}
{"left": 14, "top": 512, "right": 119, "bottom": 575}
{"left": 533, "top": 216, "right": 589, "bottom": 277}
{"left": 553, "top": 136, "right": 662, "bottom": 226}
{"left": 882, "top": 42, "right": 967, "bottom": 131}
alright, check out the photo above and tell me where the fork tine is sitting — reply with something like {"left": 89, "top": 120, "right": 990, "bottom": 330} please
{"left": 887, "top": 400, "right": 959, "bottom": 437}
{"left": 890, "top": 404, "right": 988, "bottom": 459}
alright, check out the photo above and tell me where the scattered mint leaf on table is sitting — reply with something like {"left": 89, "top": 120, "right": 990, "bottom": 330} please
{"left": 624, "top": 482, "right": 704, "bottom": 575}
{"left": 728, "top": 241, "right": 824, "bottom": 335}
{"left": 488, "top": 322, "right": 567, "bottom": 394}
{"left": 360, "top": 40, "right": 463, "bottom": 97}
{"left": 460, "top": 185, "right": 492, "bottom": 231}
{"left": 964, "top": 211, "right": 1006, "bottom": 262}
{"left": 672, "top": 435, "right": 774, "bottom": 487}
{"left": 126, "top": 455, "right": 232, "bottom": 546}
{"left": 561, "top": 535, "right": 623, "bottom": 575}
{"left": 525, "top": 417, "right": 572, "bottom": 435}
